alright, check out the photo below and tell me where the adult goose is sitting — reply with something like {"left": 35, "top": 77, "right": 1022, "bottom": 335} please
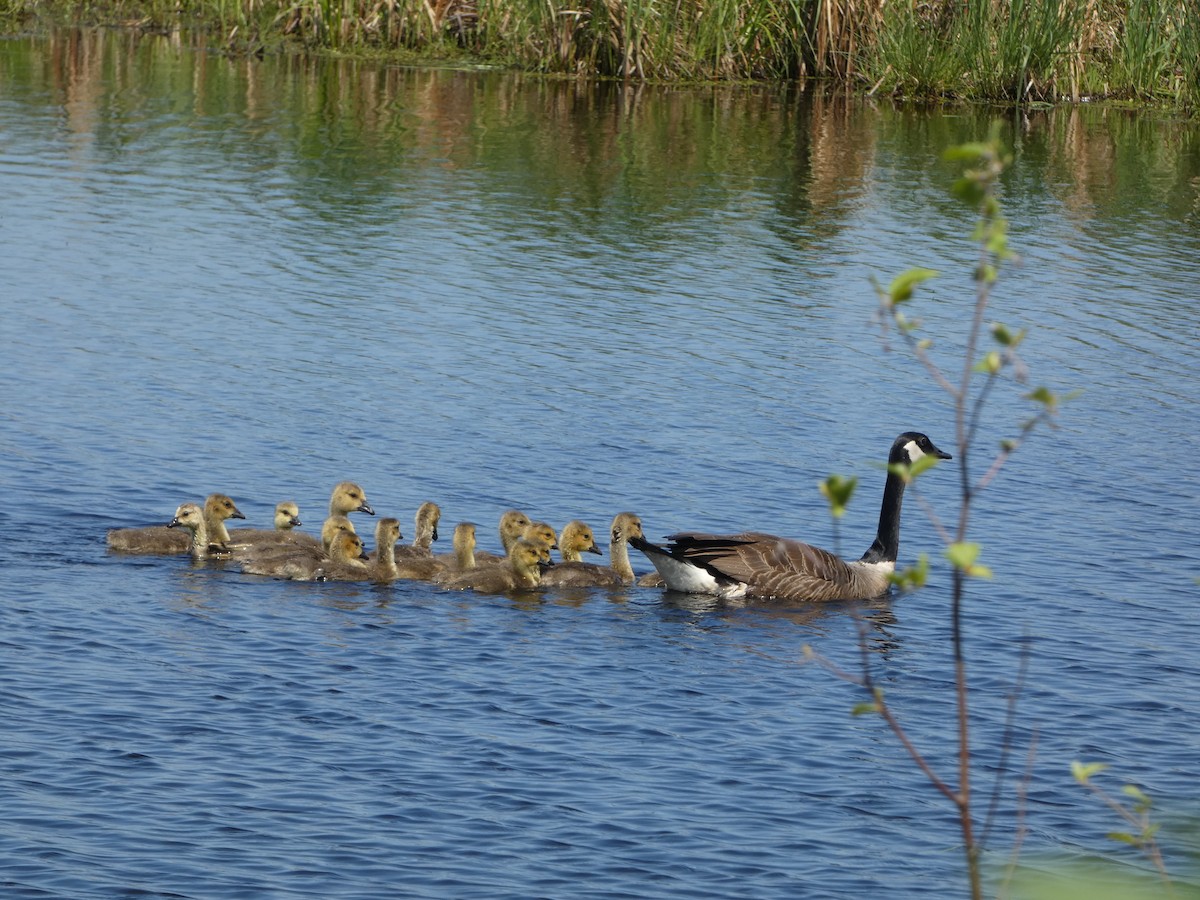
{"left": 631, "top": 432, "right": 951, "bottom": 603}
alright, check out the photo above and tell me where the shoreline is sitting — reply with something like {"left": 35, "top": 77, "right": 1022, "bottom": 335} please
{"left": 4, "top": 1, "right": 1199, "bottom": 109}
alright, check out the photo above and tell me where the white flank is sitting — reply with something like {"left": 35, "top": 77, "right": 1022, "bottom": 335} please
{"left": 854, "top": 559, "right": 896, "bottom": 576}
{"left": 650, "top": 553, "right": 725, "bottom": 594}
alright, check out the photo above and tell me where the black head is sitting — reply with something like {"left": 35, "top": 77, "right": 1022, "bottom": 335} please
{"left": 890, "top": 432, "right": 953, "bottom": 464}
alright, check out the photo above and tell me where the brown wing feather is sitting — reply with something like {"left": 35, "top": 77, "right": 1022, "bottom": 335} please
{"left": 665, "top": 531, "right": 866, "bottom": 602}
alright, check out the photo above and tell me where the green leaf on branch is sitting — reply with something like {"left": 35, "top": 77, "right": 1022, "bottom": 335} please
{"left": 819, "top": 475, "right": 858, "bottom": 519}
{"left": 943, "top": 142, "right": 992, "bottom": 164}
{"left": 991, "top": 322, "right": 1025, "bottom": 348}
{"left": 888, "top": 452, "right": 944, "bottom": 485}
{"left": 975, "top": 262, "right": 999, "bottom": 284}
{"left": 851, "top": 701, "right": 882, "bottom": 716}
{"left": 953, "top": 176, "right": 987, "bottom": 207}
{"left": 1071, "top": 760, "right": 1109, "bottom": 785}
{"left": 887, "top": 268, "right": 939, "bottom": 304}
{"left": 1108, "top": 832, "right": 1143, "bottom": 846}
{"left": 1121, "top": 784, "right": 1152, "bottom": 810}
{"left": 888, "top": 553, "right": 929, "bottom": 591}
{"left": 973, "top": 351, "right": 1002, "bottom": 375}
{"left": 1025, "top": 385, "right": 1063, "bottom": 414}
{"left": 945, "top": 542, "right": 993, "bottom": 579}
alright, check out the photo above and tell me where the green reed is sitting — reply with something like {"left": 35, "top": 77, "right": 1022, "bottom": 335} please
{"left": 1110, "top": 0, "right": 1179, "bottom": 100}
{"left": 864, "top": 0, "right": 1085, "bottom": 102}
{"left": 1182, "top": 3, "right": 1200, "bottom": 106}
{"left": 10, "top": 0, "right": 1200, "bottom": 104}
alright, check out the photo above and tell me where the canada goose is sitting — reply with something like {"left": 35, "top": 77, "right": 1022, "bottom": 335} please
{"left": 203, "top": 494, "right": 246, "bottom": 545}
{"left": 523, "top": 521, "right": 559, "bottom": 553}
{"left": 430, "top": 523, "right": 478, "bottom": 582}
{"left": 343, "top": 517, "right": 402, "bottom": 583}
{"left": 395, "top": 501, "right": 440, "bottom": 558}
{"left": 474, "top": 508, "right": 533, "bottom": 564}
{"left": 445, "top": 522, "right": 477, "bottom": 571}
{"left": 165, "top": 502, "right": 228, "bottom": 560}
{"left": 540, "top": 514, "right": 639, "bottom": 589}
{"left": 631, "top": 432, "right": 951, "bottom": 603}
{"left": 558, "top": 520, "right": 602, "bottom": 563}
{"left": 321, "top": 514, "right": 358, "bottom": 551}
{"left": 240, "top": 529, "right": 369, "bottom": 581}
{"left": 227, "top": 501, "right": 306, "bottom": 547}
{"left": 106, "top": 492, "right": 245, "bottom": 554}
{"left": 439, "top": 538, "right": 547, "bottom": 594}
{"left": 320, "top": 482, "right": 375, "bottom": 550}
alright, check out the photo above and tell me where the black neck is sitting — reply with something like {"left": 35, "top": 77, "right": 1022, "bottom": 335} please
{"left": 859, "top": 468, "right": 907, "bottom": 564}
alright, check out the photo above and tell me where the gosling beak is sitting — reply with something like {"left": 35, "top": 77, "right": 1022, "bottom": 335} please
{"left": 167, "top": 517, "right": 182, "bottom": 529}
{"left": 432, "top": 526, "right": 439, "bottom": 542}
{"left": 587, "top": 544, "right": 603, "bottom": 556}
{"left": 290, "top": 517, "right": 303, "bottom": 527}
{"left": 358, "top": 503, "right": 375, "bottom": 516}
{"left": 231, "top": 507, "right": 247, "bottom": 520}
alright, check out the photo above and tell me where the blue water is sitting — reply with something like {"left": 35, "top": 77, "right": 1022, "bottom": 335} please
{"left": 2, "top": 29, "right": 1199, "bottom": 898}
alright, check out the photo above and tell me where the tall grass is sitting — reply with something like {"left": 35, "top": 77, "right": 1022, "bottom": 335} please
{"left": 12, "top": 0, "right": 1200, "bottom": 104}
{"left": 1110, "top": 0, "right": 1180, "bottom": 100}
{"left": 1181, "top": 2, "right": 1200, "bottom": 106}
{"left": 864, "top": 0, "right": 1086, "bottom": 102}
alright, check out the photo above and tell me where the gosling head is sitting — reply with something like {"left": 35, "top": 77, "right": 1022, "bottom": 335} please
{"left": 329, "top": 482, "right": 375, "bottom": 517}
{"left": 522, "top": 521, "right": 559, "bottom": 552}
{"left": 273, "top": 501, "right": 302, "bottom": 531}
{"left": 414, "top": 501, "right": 441, "bottom": 547}
{"left": 611, "top": 512, "right": 644, "bottom": 544}
{"left": 205, "top": 493, "right": 246, "bottom": 522}
{"left": 168, "top": 503, "right": 205, "bottom": 532}
{"left": 498, "top": 509, "right": 533, "bottom": 551}
{"left": 328, "top": 530, "right": 369, "bottom": 563}
{"left": 510, "top": 539, "right": 549, "bottom": 587}
{"left": 321, "top": 514, "right": 358, "bottom": 551}
{"left": 560, "top": 520, "right": 602, "bottom": 561}
{"left": 453, "top": 522, "right": 477, "bottom": 551}
{"left": 376, "top": 517, "right": 403, "bottom": 549}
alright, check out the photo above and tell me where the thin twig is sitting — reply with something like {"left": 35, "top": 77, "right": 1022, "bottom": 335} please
{"left": 980, "top": 636, "right": 1032, "bottom": 847}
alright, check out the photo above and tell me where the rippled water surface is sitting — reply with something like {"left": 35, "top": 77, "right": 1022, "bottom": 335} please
{"left": 2, "top": 29, "right": 1199, "bottom": 898}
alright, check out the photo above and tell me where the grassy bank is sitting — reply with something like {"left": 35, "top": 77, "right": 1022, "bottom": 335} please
{"left": 6, "top": 0, "right": 1199, "bottom": 104}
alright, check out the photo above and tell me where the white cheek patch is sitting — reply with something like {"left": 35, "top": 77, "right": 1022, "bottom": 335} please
{"left": 904, "top": 439, "right": 926, "bottom": 461}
